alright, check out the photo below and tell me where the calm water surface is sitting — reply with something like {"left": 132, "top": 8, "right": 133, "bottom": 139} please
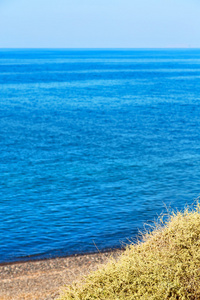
{"left": 0, "top": 49, "right": 200, "bottom": 263}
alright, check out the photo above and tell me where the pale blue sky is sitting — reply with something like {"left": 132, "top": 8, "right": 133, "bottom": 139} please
{"left": 0, "top": 0, "right": 200, "bottom": 48}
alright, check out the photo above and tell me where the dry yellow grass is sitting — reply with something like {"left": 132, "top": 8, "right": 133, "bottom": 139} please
{"left": 58, "top": 202, "right": 200, "bottom": 300}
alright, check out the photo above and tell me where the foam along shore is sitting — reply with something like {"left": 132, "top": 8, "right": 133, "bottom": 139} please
{"left": 59, "top": 202, "right": 200, "bottom": 300}
{"left": 0, "top": 249, "right": 122, "bottom": 300}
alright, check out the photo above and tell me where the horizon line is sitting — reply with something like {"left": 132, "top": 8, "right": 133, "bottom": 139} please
{"left": 0, "top": 47, "right": 200, "bottom": 50}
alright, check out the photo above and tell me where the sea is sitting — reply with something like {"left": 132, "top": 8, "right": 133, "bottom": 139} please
{"left": 0, "top": 49, "right": 200, "bottom": 263}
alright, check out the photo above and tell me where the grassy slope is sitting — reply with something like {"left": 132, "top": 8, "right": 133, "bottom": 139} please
{"left": 59, "top": 203, "right": 200, "bottom": 300}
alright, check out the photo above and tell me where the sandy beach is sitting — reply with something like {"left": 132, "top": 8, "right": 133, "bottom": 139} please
{"left": 0, "top": 250, "right": 122, "bottom": 300}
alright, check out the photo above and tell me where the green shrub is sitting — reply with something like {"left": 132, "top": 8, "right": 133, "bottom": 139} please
{"left": 59, "top": 202, "right": 200, "bottom": 300}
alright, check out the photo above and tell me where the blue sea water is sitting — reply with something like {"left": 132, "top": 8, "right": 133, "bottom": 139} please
{"left": 0, "top": 49, "right": 200, "bottom": 263}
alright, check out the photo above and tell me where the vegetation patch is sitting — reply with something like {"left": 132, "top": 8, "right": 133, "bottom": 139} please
{"left": 59, "top": 203, "right": 200, "bottom": 300}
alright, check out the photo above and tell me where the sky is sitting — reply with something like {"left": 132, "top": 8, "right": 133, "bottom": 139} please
{"left": 0, "top": 0, "right": 200, "bottom": 48}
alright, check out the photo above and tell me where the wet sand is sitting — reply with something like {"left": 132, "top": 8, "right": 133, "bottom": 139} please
{"left": 0, "top": 250, "right": 123, "bottom": 300}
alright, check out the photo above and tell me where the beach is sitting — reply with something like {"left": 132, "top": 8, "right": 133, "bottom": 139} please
{"left": 0, "top": 250, "right": 122, "bottom": 300}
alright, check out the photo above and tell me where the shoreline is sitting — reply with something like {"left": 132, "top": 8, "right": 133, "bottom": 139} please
{"left": 0, "top": 247, "right": 123, "bottom": 266}
{"left": 0, "top": 248, "right": 123, "bottom": 300}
